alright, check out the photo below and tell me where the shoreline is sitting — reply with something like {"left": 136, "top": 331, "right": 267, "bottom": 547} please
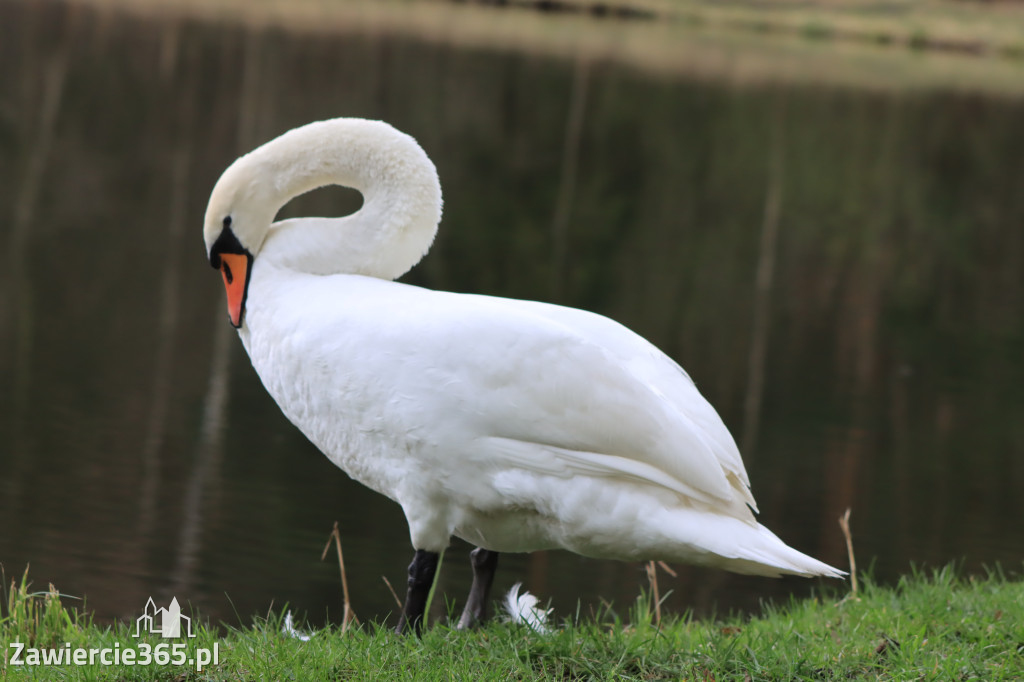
{"left": 32, "top": 0, "right": 1024, "bottom": 95}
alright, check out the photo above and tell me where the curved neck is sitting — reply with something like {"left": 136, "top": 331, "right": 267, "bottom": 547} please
{"left": 240, "top": 119, "right": 442, "bottom": 279}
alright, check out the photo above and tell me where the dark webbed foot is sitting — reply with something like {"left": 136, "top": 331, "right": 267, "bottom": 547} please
{"left": 395, "top": 549, "right": 440, "bottom": 636}
{"left": 456, "top": 547, "right": 499, "bottom": 629}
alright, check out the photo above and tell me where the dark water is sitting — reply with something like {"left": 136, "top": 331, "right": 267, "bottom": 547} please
{"left": 1, "top": 2, "right": 1023, "bottom": 631}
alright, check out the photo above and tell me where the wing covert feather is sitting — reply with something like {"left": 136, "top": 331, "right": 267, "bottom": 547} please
{"left": 419, "top": 295, "right": 755, "bottom": 515}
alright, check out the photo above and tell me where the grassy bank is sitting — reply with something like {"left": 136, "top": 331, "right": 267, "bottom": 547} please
{"left": 51, "top": 0, "right": 1024, "bottom": 94}
{"left": 2, "top": 566, "right": 1022, "bottom": 680}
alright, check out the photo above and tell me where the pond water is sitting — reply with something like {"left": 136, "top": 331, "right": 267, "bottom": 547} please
{"left": 1, "top": 2, "right": 1022, "bottom": 630}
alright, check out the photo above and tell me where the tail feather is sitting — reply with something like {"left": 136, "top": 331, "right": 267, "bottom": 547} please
{"left": 657, "top": 509, "right": 847, "bottom": 578}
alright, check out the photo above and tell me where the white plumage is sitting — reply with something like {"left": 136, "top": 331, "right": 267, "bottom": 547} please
{"left": 504, "top": 583, "right": 552, "bottom": 633}
{"left": 203, "top": 118, "right": 843, "bottom": 628}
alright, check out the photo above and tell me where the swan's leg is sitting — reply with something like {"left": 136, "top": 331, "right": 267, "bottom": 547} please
{"left": 456, "top": 547, "right": 499, "bottom": 629}
{"left": 395, "top": 549, "right": 440, "bottom": 636}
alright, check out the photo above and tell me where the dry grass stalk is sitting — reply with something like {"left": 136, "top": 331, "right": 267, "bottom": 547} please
{"left": 839, "top": 507, "right": 858, "bottom": 595}
{"left": 380, "top": 575, "right": 403, "bottom": 610}
{"left": 645, "top": 560, "right": 662, "bottom": 626}
{"left": 321, "top": 521, "right": 358, "bottom": 631}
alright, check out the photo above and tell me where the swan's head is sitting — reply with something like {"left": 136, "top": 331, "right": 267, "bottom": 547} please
{"left": 204, "top": 118, "right": 443, "bottom": 329}
{"left": 203, "top": 151, "right": 276, "bottom": 328}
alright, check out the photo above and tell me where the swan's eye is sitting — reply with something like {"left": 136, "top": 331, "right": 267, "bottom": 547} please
{"left": 222, "top": 261, "right": 233, "bottom": 284}
{"left": 223, "top": 216, "right": 232, "bottom": 229}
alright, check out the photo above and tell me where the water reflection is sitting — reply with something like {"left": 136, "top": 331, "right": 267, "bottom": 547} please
{"left": 1, "top": 1, "right": 1022, "bottom": 630}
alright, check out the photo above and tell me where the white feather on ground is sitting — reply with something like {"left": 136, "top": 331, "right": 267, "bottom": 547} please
{"left": 504, "top": 583, "right": 553, "bottom": 633}
{"left": 282, "top": 611, "right": 312, "bottom": 641}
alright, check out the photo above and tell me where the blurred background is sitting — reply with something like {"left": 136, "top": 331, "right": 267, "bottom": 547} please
{"left": 1, "top": 0, "right": 1022, "bottom": 631}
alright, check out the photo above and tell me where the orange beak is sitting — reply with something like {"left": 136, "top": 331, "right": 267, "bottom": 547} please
{"left": 218, "top": 252, "right": 252, "bottom": 328}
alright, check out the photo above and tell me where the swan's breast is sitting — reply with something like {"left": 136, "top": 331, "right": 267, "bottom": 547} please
{"left": 238, "top": 267, "right": 432, "bottom": 501}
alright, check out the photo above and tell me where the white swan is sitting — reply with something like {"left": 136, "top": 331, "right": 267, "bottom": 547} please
{"left": 203, "top": 118, "right": 843, "bottom": 633}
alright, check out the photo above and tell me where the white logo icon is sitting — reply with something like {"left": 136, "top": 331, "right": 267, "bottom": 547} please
{"left": 132, "top": 597, "right": 195, "bottom": 638}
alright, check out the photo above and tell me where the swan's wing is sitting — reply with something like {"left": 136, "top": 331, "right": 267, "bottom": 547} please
{"left": 414, "top": 294, "right": 757, "bottom": 519}
{"left": 263, "top": 276, "right": 755, "bottom": 519}
{"left": 460, "top": 295, "right": 757, "bottom": 513}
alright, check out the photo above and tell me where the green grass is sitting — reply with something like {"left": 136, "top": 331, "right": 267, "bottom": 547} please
{"left": 3, "top": 565, "right": 1023, "bottom": 680}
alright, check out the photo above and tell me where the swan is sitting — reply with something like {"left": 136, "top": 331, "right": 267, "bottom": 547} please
{"left": 203, "top": 118, "right": 844, "bottom": 634}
